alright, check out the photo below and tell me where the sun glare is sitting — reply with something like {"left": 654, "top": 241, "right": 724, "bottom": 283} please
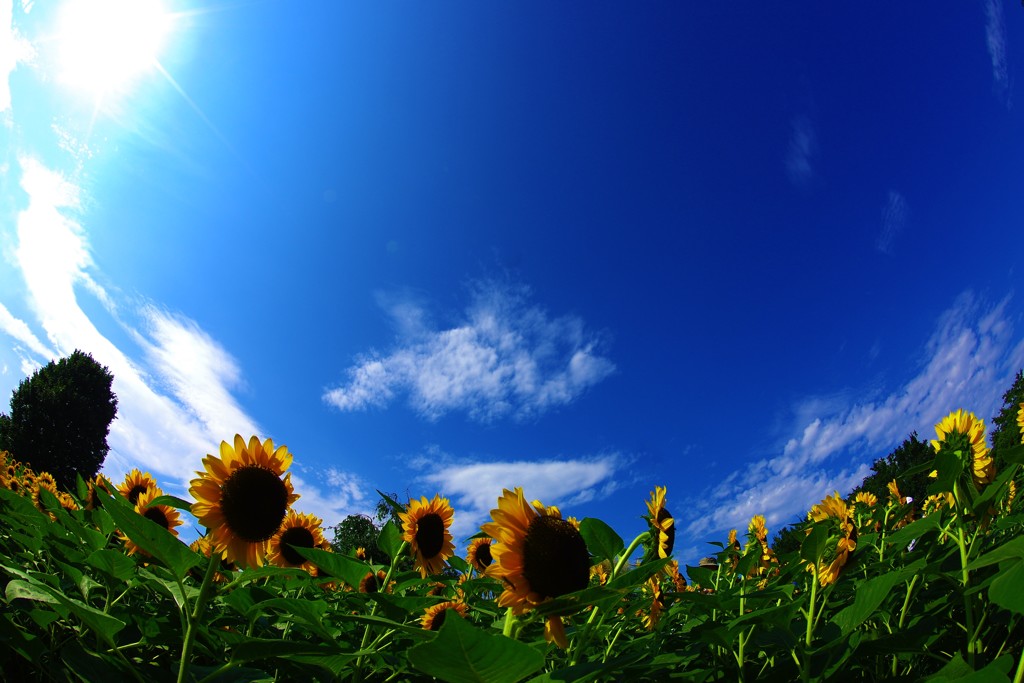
{"left": 56, "top": 0, "right": 172, "bottom": 95}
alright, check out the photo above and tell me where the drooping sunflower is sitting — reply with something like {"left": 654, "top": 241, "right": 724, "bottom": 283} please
{"left": 665, "top": 560, "right": 688, "bottom": 592}
{"left": 189, "top": 435, "right": 300, "bottom": 569}
{"left": 806, "top": 492, "right": 856, "bottom": 587}
{"left": 641, "top": 575, "right": 664, "bottom": 631}
{"left": 119, "top": 469, "right": 160, "bottom": 505}
{"left": 466, "top": 537, "right": 494, "bottom": 574}
{"left": 268, "top": 510, "right": 331, "bottom": 572}
{"left": 399, "top": 494, "right": 456, "bottom": 578}
{"left": 123, "top": 488, "right": 183, "bottom": 556}
{"left": 886, "top": 480, "right": 904, "bottom": 505}
{"left": 853, "top": 491, "right": 877, "bottom": 507}
{"left": 481, "top": 487, "right": 590, "bottom": 649}
{"left": 645, "top": 486, "right": 675, "bottom": 559}
{"left": 932, "top": 409, "right": 995, "bottom": 488}
{"left": 420, "top": 601, "right": 468, "bottom": 631}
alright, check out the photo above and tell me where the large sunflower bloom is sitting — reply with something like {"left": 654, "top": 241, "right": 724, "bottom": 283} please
{"left": 119, "top": 469, "right": 160, "bottom": 506}
{"left": 466, "top": 537, "right": 494, "bottom": 574}
{"left": 124, "top": 488, "right": 183, "bottom": 556}
{"left": 400, "top": 494, "right": 456, "bottom": 578}
{"left": 421, "top": 601, "right": 468, "bottom": 631}
{"left": 645, "top": 486, "right": 675, "bottom": 559}
{"left": 481, "top": 487, "right": 590, "bottom": 649}
{"left": 189, "top": 435, "right": 300, "bottom": 569}
{"left": 268, "top": 510, "right": 331, "bottom": 572}
{"left": 931, "top": 409, "right": 994, "bottom": 488}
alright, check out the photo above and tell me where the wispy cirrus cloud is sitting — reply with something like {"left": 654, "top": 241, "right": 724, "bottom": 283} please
{"left": 415, "top": 446, "right": 625, "bottom": 539}
{"left": 785, "top": 116, "right": 817, "bottom": 187}
{"left": 876, "top": 191, "right": 908, "bottom": 256}
{"left": 686, "top": 292, "right": 1024, "bottom": 540}
{"left": 324, "top": 283, "right": 615, "bottom": 422}
{"left": 984, "top": 0, "right": 1011, "bottom": 107}
{"left": 0, "top": 156, "right": 363, "bottom": 530}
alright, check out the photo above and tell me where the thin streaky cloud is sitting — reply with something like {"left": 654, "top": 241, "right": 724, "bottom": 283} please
{"left": 685, "top": 292, "right": 1024, "bottom": 542}
{"left": 2, "top": 156, "right": 365, "bottom": 530}
{"left": 324, "top": 282, "right": 615, "bottom": 422}
{"left": 876, "top": 191, "right": 908, "bottom": 256}
{"left": 785, "top": 116, "right": 816, "bottom": 186}
{"left": 984, "top": 0, "right": 1011, "bottom": 106}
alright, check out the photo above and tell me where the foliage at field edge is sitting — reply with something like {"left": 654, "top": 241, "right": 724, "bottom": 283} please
{"left": 1, "top": 400, "right": 1023, "bottom": 682}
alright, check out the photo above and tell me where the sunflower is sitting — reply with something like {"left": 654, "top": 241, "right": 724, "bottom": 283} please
{"left": 886, "top": 480, "right": 904, "bottom": 505}
{"left": 124, "top": 488, "right": 183, "bottom": 556}
{"left": 189, "top": 435, "right": 300, "bottom": 569}
{"left": 641, "top": 575, "right": 664, "bottom": 631}
{"left": 400, "top": 494, "right": 456, "bottom": 578}
{"left": 745, "top": 515, "right": 779, "bottom": 586}
{"left": 665, "top": 560, "right": 688, "bottom": 592}
{"left": 420, "top": 601, "right": 468, "bottom": 631}
{"left": 268, "top": 511, "right": 331, "bottom": 572}
{"left": 932, "top": 409, "right": 995, "bottom": 488}
{"left": 1017, "top": 404, "right": 1024, "bottom": 442}
{"left": 590, "top": 560, "right": 611, "bottom": 586}
{"left": 359, "top": 570, "right": 391, "bottom": 593}
{"left": 481, "top": 487, "right": 590, "bottom": 649}
{"left": 32, "top": 475, "right": 60, "bottom": 511}
{"left": 644, "top": 486, "right": 675, "bottom": 559}
{"left": 119, "top": 469, "right": 160, "bottom": 505}
{"left": 86, "top": 475, "right": 114, "bottom": 511}
{"left": 853, "top": 491, "right": 877, "bottom": 507}
{"left": 355, "top": 547, "right": 367, "bottom": 561}
{"left": 806, "top": 492, "right": 856, "bottom": 587}
{"left": 466, "top": 537, "right": 494, "bottom": 574}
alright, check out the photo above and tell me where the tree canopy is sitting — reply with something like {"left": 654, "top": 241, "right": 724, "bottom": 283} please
{"left": 990, "top": 369, "right": 1024, "bottom": 472}
{"left": 0, "top": 350, "right": 118, "bottom": 489}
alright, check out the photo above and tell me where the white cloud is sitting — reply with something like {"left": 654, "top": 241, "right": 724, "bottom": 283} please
{"left": 984, "top": 0, "right": 1011, "bottom": 107}
{"left": 324, "top": 282, "right": 615, "bottom": 422}
{"left": 418, "top": 450, "right": 623, "bottom": 540}
{"left": 785, "top": 116, "right": 816, "bottom": 186}
{"left": 0, "top": 156, "right": 365, "bottom": 530}
{"left": 686, "top": 292, "right": 1024, "bottom": 541}
{"left": 876, "top": 191, "right": 907, "bottom": 256}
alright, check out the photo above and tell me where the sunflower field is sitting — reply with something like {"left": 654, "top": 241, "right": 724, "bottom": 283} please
{"left": 1, "top": 408, "right": 1024, "bottom": 682}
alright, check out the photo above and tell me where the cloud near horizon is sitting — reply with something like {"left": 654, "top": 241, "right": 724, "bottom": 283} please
{"left": 415, "top": 446, "right": 625, "bottom": 540}
{"left": 0, "top": 156, "right": 365, "bottom": 530}
{"left": 685, "top": 291, "right": 1024, "bottom": 542}
{"left": 324, "top": 283, "right": 616, "bottom": 422}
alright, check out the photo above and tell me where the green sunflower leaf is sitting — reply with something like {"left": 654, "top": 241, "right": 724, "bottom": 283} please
{"left": 831, "top": 559, "right": 925, "bottom": 635}
{"left": 579, "top": 518, "right": 624, "bottom": 565}
{"left": 378, "top": 521, "right": 403, "bottom": 560}
{"left": 100, "top": 491, "right": 201, "bottom": 581}
{"left": 292, "top": 546, "right": 368, "bottom": 589}
{"left": 1000, "top": 443, "right": 1024, "bottom": 466}
{"left": 800, "top": 523, "right": 829, "bottom": 564}
{"left": 85, "top": 549, "right": 142, "bottom": 583}
{"left": 145, "top": 494, "right": 195, "bottom": 511}
{"left": 408, "top": 612, "right": 544, "bottom": 683}
{"left": 988, "top": 559, "right": 1024, "bottom": 615}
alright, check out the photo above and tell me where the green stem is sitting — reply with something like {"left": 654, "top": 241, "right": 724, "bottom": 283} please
{"left": 1012, "top": 642, "right": 1024, "bottom": 683}
{"left": 197, "top": 662, "right": 238, "bottom": 683}
{"left": 612, "top": 531, "right": 651, "bottom": 579}
{"left": 354, "top": 541, "right": 408, "bottom": 682}
{"left": 177, "top": 553, "right": 220, "bottom": 683}
{"left": 955, "top": 516, "right": 976, "bottom": 667}
{"left": 502, "top": 607, "right": 516, "bottom": 638}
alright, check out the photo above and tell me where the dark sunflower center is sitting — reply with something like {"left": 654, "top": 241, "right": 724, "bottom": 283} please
{"left": 280, "top": 526, "right": 316, "bottom": 566}
{"left": 128, "top": 485, "right": 148, "bottom": 505}
{"left": 522, "top": 516, "right": 589, "bottom": 599}
{"left": 415, "top": 513, "right": 445, "bottom": 559}
{"left": 476, "top": 543, "right": 493, "bottom": 568}
{"left": 429, "top": 608, "right": 448, "bottom": 631}
{"left": 657, "top": 508, "right": 676, "bottom": 555}
{"left": 219, "top": 466, "right": 289, "bottom": 542}
{"left": 144, "top": 506, "right": 170, "bottom": 530}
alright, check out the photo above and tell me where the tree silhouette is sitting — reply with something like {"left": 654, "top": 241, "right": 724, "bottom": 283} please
{"left": 0, "top": 350, "right": 118, "bottom": 489}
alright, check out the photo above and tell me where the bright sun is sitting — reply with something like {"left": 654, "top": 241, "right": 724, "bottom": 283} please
{"left": 56, "top": 0, "right": 172, "bottom": 95}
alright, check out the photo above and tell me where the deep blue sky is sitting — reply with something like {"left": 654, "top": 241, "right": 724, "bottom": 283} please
{"left": 2, "top": 1, "right": 1023, "bottom": 560}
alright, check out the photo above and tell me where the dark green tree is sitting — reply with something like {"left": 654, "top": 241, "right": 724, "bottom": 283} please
{"left": 0, "top": 350, "right": 118, "bottom": 489}
{"left": 990, "top": 369, "right": 1024, "bottom": 472}
{"left": 330, "top": 514, "right": 390, "bottom": 564}
{"left": 854, "top": 432, "right": 934, "bottom": 506}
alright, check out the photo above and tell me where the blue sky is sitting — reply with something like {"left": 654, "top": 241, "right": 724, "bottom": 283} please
{"left": 2, "top": 1, "right": 1023, "bottom": 562}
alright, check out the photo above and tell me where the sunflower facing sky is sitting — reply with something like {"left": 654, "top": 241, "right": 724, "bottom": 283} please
{"left": 481, "top": 487, "right": 590, "bottom": 649}
{"left": 400, "top": 494, "right": 456, "bottom": 578}
{"left": 119, "top": 469, "right": 159, "bottom": 506}
{"left": 466, "top": 537, "right": 493, "bottom": 574}
{"left": 123, "top": 487, "right": 183, "bottom": 556}
{"left": 268, "top": 510, "right": 332, "bottom": 573}
{"left": 189, "top": 435, "right": 300, "bottom": 569}
{"left": 645, "top": 486, "right": 675, "bottom": 559}
{"left": 931, "top": 409, "right": 995, "bottom": 488}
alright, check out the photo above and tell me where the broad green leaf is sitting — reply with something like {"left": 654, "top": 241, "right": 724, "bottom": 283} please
{"left": 408, "top": 612, "right": 544, "bottom": 683}
{"left": 255, "top": 598, "right": 335, "bottom": 639}
{"left": 831, "top": 560, "right": 924, "bottom": 634}
{"left": 377, "top": 489, "right": 406, "bottom": 518}
{"left": 988, "top": 559, "right": 1024, "bottom": 615}
{"left": 579, "top": 518, "right": 624, "bottom": 564}
{"left": 378, "top": 520, "right": 403, "bottom": 560}
{"left": 966, "top": 535, "right": 1024, "bottom": 570}
{"left": 85, "top": 549, "right": 137, "bottom": 583}
{"left": 927, "top": 449, "right": 964, "bottom": 494}
{"left": 801, "top": 523, "right": 829, "bottom": 563}
{"left": 146, "top": 494, "right": 195, "bottom": 511}
{"left": 293, "top": 546, "right": 368, "bottom": 589}
{"left": 1000, "top": 443, "right": 1024, "bottom": 465}
{"left": 884, "top": 513, "right": 941, "bottom": 549}
{"left": 925, "top": 652, "right": 1014, "bottom": 682}
{"left": 6, "top": 579, "right": 60, "bottom": 604}
{"left": 229, "top": 637, "right": 353, "bottom": 672}
{"left": 101, "top": 490, "right": 201, "bottom": 580}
